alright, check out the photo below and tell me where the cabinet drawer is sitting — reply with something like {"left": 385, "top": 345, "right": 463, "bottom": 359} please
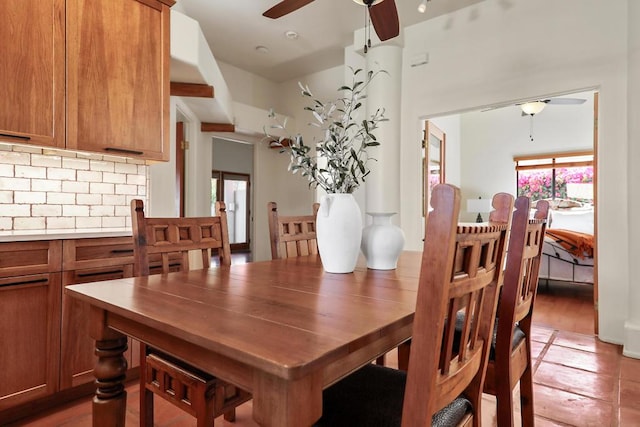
{"left": 0, "top": 241, "right": 62, "bottom": 278}
{"left": 62, "top": 237, "right": 134, "bottom": 271}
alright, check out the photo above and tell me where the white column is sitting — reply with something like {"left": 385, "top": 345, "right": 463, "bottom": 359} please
{"left": 356, "top": 32, "right": 403, "bottom": 216}
{"left": 625, "top": 0, "right": 640, "bottom": 358}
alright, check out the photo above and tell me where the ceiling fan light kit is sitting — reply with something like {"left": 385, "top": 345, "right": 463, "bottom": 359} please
{"left": 520, "top": 101, "right": 546, "bottom": 116}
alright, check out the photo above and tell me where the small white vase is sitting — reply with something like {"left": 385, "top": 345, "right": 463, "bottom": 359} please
{"left": 316, "top": 194, "right": 363, "bottom": 273}
{"left": 361, "top": 212, "right": 405, "bottom": 270}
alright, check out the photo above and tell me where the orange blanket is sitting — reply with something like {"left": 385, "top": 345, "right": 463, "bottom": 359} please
{"left": 546, "top": 229, "right": 594, "bottom": 259}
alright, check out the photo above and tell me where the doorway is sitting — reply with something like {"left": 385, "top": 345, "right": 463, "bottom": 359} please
{"left": 212, "top": 171, "right": 250, "bottom": 252}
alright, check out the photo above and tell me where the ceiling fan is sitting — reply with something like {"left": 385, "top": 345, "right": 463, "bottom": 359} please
{"left": 263, "top": 0, "right": 400, "bottom": 42}
{"left": 518, "top": 97, "right": 586, "bottom": 116}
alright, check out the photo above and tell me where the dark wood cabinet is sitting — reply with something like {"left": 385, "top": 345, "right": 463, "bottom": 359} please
{"left": 66, "top": 0, "right": 172, "bottom": 160}
{"left": 0, "top": 0, "right": 65, "bottom": 148}
{"left": 0, "top": 241, "right": 62, "bottom": 411}
{"left": 0, "top": 0, "right": 173, "bottom": 161}
{"left": 60, "top": 237, "right": 137, "bottom": 389}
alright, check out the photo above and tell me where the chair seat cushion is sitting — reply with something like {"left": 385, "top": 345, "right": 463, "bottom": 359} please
{"left": 314, "top": 364, "right": 471, "bottom": 427}
{"left": 454, "top": 312, "right": 525, "bottom": 360}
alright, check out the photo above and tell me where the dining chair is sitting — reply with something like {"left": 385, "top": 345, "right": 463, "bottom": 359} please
{"left": 314, "top": 184, "right": 514, "bottom": 427}
{"left": 267, "top": 201, "right": 320, "bottom": 259}
{"left": 483, "top": 197, "right": 549, "bottom": 427}
{"left": 131, "top": 199, "right": 251, "bottom": 427}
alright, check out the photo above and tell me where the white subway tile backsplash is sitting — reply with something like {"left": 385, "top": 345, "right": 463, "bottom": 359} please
{"left": 63, "top": 205, "right": 90, "bottom": 217}
{"left": 33, "top": 204, "right": 62, "bottom": 217}
{"left": 0, "top": 177, "right": 30, "bottom": 191}
{"left": 77, "top": 170, "right": 102, "bottom": 182}
{"left": 77, "top": 193, "right": 102, "bottom": 205}
{"left": 48, "top": 167, "right": 76, "bottom": 180}
{"left": 62, "top": 181, "right": 89, "bottom": 193}
{"left": 0, "top": 151, "right": 30, "bottom": 165}
{"left": 76, "top": 217, "right": 102, "bottom": 228}
{"left": 103, "top": 194, "right": 125, "bottom": 205}
{"left": 102, "top": 216, "right": 126, "bottom": 228}
{"left": 14, "top": 217, "right": 46, "bottom": 229}
{"left": 15, "top": 191, "right": 46, "bottom": 204}
{"left": 13, "top": 145, "right": 43, "bottom": 154}
{"left": 63, "top": 157, "right": 90, "bottom": 171}
{"left": 90, "top": 205, "right": 114, "bottom": 217}
{"left": 115, "top": 163, "right": 138, "bottom": 174}
{"left": 32, "top": 179, "right": 62, "bottom": 192}
{"left": 127, "top": 174, "right": 145, "bottom": 185}
{"left": 15, "top": 165, "right": 47, "bottom": 179}
{"left": 48, "top": 192, "right": 76, "bottom": 205}
{"left": 0, "top": 145, "right": 148, "bottom": 230}
{"left": 0, "top": 217, "right": 12, "bottom": 230}
{"left": 48, "top": 217, "right": 76, "bottom": 229}
{"left": 0, "top": 191, "right": 12, "bottom": 203}
{"left": 90, "top": 160, "right": 115, "bottom": 172}
{"left": 0, "top": 164, "right": 13, "bottom": 177}
{"left": 103, "top": 172, "right": 126, "bottom": 184}
{"left": 115, "top": 184, "right": 137, "bottom": 195}
{"left": 90, "top": 182, "right": 115, "bottom": 194}
{"left": 115, "top": 205, "right": 130, "bottom": 217}
{"left": 2, "top": 204, "right": 30, "bottom": 216}
{"left": 31, "top": 154, "right": 62, "bottom": 168}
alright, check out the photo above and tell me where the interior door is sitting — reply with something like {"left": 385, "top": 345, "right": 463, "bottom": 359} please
{"left": 212, "top": 171, "right": 250, "bottom": 252}
{"left": 422, "top": 121, "right": 446, "bottom": 214}
{"left": 175, "top": 121, "right": 185, "bottom": 217}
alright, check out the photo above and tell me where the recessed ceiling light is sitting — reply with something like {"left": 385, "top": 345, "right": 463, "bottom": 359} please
{"left": 255, "top": 45, "right": 269, "bottom": 54}
{"left": 285, "top": 30, "right": 299, "bottom": 40}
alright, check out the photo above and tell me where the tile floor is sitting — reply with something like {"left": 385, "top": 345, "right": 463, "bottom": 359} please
{"left": 9, "top": 280, "right": 640, "bottom": 426}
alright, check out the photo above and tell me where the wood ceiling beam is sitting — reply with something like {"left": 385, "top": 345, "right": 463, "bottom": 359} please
{"left": 170, "top": 82, "right": 214, "bottom": 98}
{"left": 201, "top": 123, "right": 235, "bottom": 132}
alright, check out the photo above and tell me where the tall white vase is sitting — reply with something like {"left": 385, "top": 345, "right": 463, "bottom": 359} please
{"left": 361, "top": 212, "right": 405, "bottom": 270}
{"left": 316, "top": 194, "right": 362, "bottom": 274}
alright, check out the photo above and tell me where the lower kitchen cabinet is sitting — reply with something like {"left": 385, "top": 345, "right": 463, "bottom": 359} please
{"left": 0, "top": 241, "right": 62, "bottom": 411}
{"left": 60, "top": 237, "right": 137, "bottom": 389}
{"left": 0, "top": 235, "right": 138, "bottom": 420}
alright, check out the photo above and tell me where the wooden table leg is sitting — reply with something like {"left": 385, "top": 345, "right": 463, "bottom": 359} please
{"left": 90, "top": 307, "right": 128, "bottom": 427}
{"left": 252, "top": 371, "right": 322, "bottom": 427}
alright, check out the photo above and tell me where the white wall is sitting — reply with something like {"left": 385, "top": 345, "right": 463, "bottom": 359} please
{"left": 398, "top": 0, "right": 628, "bottom": 344}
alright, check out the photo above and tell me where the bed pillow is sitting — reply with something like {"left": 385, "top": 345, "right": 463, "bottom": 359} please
{"left": 549, "top": 208, "right": 594, "bottom": 235}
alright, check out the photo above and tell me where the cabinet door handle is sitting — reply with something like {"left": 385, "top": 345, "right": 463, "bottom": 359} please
{"left": 0, "top": 133, "right": 31, "bottom": 141}
{"left": 0, "top": 277, "right": 47, "bottom": 289}
{"left": 111, "top": 249, "right": 134, "bottom": 254}
{"left": 76, "top": 269, "right": 124, "bottom": 278}
{"left": 104, "top": 147, "right": 144, "bottom": 156}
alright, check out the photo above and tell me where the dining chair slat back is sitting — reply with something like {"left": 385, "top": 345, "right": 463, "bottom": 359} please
{"left": 315, "top": 185, "right": 513, "bottom": 427}
{"left": 130, "top": 199, "right": 250, "bottom": 427}
{"left": 268, "top": 201, "right": 320, "bottom": 259}
{"left": 484, "top": 197, "right": 549, "bottom": 427}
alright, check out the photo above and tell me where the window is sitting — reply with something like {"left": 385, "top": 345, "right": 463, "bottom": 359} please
{"left": 514, "top": 151, "right": 594, "bottom": 205}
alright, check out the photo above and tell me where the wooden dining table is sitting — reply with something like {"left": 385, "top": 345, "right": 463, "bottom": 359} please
{"left": 65, "top": 251, "right": 423, "bottom": 427}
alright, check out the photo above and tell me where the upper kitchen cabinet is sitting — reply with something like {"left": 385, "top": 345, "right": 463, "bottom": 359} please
{"left": 0, "top": 0, "right": 65, "bottom": 148}
{"left": 0, "top": 0, "right": 174, "bottom": 161}
{"left": 66, "top": 0, "right": 174, "bottom": 160}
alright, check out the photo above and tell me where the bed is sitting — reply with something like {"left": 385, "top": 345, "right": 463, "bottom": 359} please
{"left": 538, "top": 205, "right": 594, "bottom": 285}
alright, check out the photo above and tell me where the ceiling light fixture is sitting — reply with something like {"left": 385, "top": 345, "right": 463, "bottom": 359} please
{"left": 255, "top": 45, "right": 269, "bottom": 54}
{"left": 284, "top": 30, "right": 298, "bottom": 40}
{"left": 520, "top": 101, "right": 546, "bottom": 116}
{"left": 352, "top": 0, "right": 383, "bottom": 5}
{"left": 417, "top": 0, "right": 429, "bottom": 13}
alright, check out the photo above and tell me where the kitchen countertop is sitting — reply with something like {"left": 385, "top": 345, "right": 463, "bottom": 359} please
{"left": 0, "top": 228, "right": 132, "bottom": 242}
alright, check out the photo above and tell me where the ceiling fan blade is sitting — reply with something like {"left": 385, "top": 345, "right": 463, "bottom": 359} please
{"left": 369, "top": 0, "right": 399, "bottom": 41}
{"left": 263, "top": 0, "right": 315, "bottom": 19}
{"left": 544, "top": 97, "right": 586, "bottom": 105}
